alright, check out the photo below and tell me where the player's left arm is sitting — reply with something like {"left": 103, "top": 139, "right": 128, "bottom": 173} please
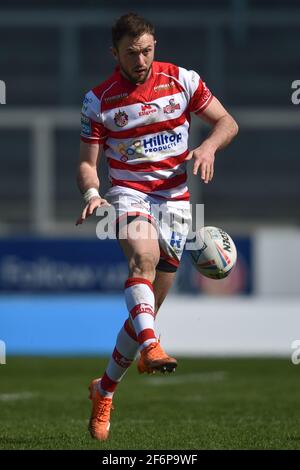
{"left": 186, "top": 97, "right": 239, "bottom": 183}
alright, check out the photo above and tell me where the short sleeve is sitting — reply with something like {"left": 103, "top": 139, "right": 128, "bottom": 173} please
{"left": 178, "top": 68, "right": 213, "bottom": 114}
{"left": 80, "top": 90, "right": 107, "bottom": 144}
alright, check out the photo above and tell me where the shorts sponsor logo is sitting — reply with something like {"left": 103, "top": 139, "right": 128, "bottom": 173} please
{"left": 163, "top": 98, "right": 181, "bottom": 114}
{"left": 114, "top": 110, "right": 129, "bottom": 127}
{"left": 170, "top": 230, "right": 183, "bottom": 252}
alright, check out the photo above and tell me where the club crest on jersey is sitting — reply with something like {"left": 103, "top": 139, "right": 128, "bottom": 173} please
{"left": 114, "top": 110, "right": 128, "bottom": 127}
{"left": 163, "top": 98, "right": 181, "bottom": 114}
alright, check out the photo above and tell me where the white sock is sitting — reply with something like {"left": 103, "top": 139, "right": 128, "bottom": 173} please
{"left": 124, "top": 277, "right": 157, "bottom": 350}
{"left": 99, "top": 318, "right": 139, "bottom": 398}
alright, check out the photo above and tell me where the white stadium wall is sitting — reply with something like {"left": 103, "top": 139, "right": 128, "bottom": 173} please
{"left": 157, "top": 228, "right": 300, "bottom": 356}
{"left": 254, "top": 228, "right": 300, "bottom": 296}
{"left": 156, "top": 297, "right": 300, "bottom": 357}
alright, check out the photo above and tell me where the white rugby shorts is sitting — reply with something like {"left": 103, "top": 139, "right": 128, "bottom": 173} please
{"left": 104, "top": 185, "right": 192, "bottom": 272}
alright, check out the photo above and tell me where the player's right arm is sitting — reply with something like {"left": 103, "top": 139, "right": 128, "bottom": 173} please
{"left": 76, "top": 141, "right": 110, "bottom": 226}
{"left": 76, "top": 90, "right": 110, "bottom": 226}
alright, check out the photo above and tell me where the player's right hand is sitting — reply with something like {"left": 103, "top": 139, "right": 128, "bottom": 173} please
{"left": 76, "top": 196, "right": 111, "bottom": 225}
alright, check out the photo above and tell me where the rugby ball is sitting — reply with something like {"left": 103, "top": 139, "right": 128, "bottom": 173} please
{"left": 190, "top": 226, "right": 237, "bottom": 279}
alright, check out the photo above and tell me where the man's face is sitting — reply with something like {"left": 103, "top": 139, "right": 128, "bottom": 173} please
{"left": 113, "top": 33, "right": 156, "bottom": 84}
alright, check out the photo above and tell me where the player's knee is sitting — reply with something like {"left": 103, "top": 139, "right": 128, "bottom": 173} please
{"left": 130, "top": 252, "right": 157, "bottom": 280}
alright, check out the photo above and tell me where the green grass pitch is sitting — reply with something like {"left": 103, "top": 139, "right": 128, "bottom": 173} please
{"left": 1, "top": 357, "right": 300, "bottom": 450}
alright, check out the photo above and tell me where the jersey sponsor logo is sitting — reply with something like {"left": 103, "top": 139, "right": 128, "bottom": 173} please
{"left": 83, "top": 96, "right": 93, "bottom": 104}
{"left": 153, "top": 80, "right": 175, "bottom": 92}
{"left": 104, "top": 92, "right": 128, "bottom": 104}
{"left": 81, "top": 96, "right": 93, "bottom": 114}
{"left": 117, "top": 132, "right": 182, "bottom": 160}
{"left": 81, "top": 114, "right": 91, "bottom": 135}
{"left": 163, "top": 98, "right": 181, "bottom": 114}
{"left": 114, "top": 110, "right": 129, "bottom": 127}
{"left": 118, "top": 140, "right": 143, "bottom": 161}
{"left": 143, "top": 132, "right": 182, "bottom": 154}
{"left": 138, "top": 104, "right": 157, "bottom": 117}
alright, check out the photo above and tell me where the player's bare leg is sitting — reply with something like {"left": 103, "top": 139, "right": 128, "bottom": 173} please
{"left": 88, "top": 221, "right": 177, "bottom": 440}
{"left": 88, "top": 237, "right": 177, "bottom": 440}
{"left": 117, "top": 219, "right": 177, "bottom": 375}
{"left": 153, "top": 270, "right": 176, "bottom": 314}
{"left": 118, "top": 218, "right": 160, "bottom": 283}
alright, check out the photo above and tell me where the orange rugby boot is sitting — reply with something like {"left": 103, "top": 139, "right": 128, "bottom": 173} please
{"left": 88, "top": 378, "right": 114, "bottom": 441}
{"left": 137, "top": 341, "right": 178, "bottom": 374}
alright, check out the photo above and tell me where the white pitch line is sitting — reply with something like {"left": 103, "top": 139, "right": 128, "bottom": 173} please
{"left": 0, "top": 392, "right": 39, "bottom": 401}
{"left": 145, "top": 371, "right": 226, "bottom": 386}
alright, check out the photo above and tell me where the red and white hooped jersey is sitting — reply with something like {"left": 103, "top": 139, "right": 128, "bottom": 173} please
{"left": 80, "top": 61, "right": 213, "bottom": 201}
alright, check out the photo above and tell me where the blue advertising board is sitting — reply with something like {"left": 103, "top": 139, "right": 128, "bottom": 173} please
{"left": 0, "top": 236, "right": 252, "bottom": 355}
{"left": 0, "top": 238, "right": 128, "bottom": 293}
{"left": 0, "top": 236, "right": 252, "bottom": 294}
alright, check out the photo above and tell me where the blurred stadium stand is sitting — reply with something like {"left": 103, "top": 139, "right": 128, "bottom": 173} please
{"left": 1, "top": 1, "right": 300, "bottom": 356}
{"left": 0, "top": 1, "right": 299, "bottom": 234}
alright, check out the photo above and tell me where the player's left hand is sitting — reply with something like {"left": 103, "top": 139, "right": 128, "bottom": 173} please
{"left": 185, "top": 141, "right": 216, "bottom": 183}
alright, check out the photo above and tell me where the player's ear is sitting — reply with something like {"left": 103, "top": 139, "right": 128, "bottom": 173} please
{"left": 111, "top": 46, "right": 118, "bottom": 61}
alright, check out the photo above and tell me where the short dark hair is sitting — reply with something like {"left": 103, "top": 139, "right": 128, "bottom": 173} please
{"left": 112, "top": 12, "right": 155, "bottom": 48}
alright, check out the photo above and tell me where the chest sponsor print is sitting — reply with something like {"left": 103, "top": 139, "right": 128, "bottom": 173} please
{"left": 116, "top": 132, "right": 183, "bottom": 161}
